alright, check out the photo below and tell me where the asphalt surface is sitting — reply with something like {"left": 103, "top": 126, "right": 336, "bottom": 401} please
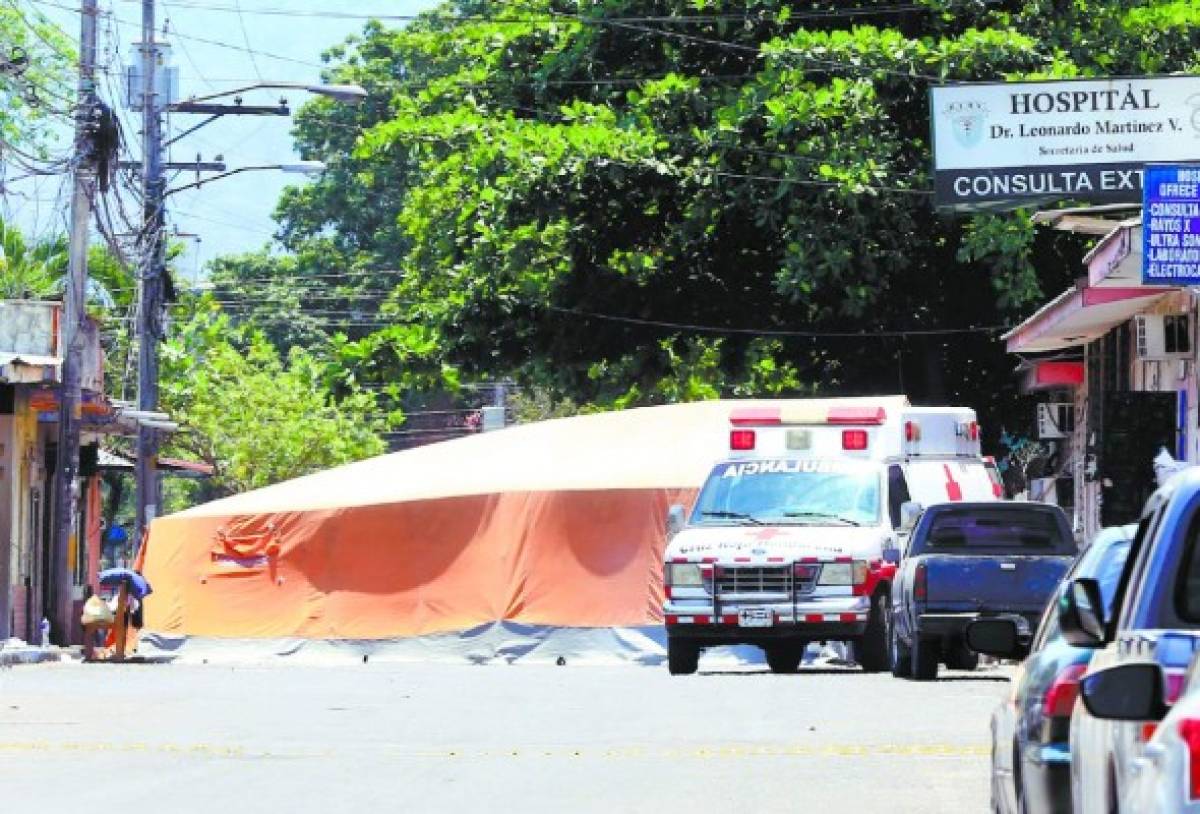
{"left": 0, "top": 658, "right": 1008, "bottom": 812}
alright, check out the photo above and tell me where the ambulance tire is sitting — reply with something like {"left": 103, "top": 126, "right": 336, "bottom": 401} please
{"left": 667, "top": 640, "right": 699, "bottom": 675}
{"left": 764, "top": 644, "right": 804, "bottom": 674}
{"left": 912, "top": 637, "right": 940, "bottom": 681}
{"left": 858, "top": 593, "right": 890, "bottom": 673}
{"left": 945, "top": 640, "right": 980, "bottom": 672}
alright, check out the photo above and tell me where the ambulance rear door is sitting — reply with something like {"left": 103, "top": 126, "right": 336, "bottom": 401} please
{"left": 902, "top": 458, "right": 997, "bottom": 507}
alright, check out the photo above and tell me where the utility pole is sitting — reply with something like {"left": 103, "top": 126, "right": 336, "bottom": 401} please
{"left": 121, "top": 25, "right": 362, "bottom": 546}
{"left": 135, "top": 0, "right": 165, "bottom": 548}
{"left": 50, "top": 0, "right": 99, "bottom": 644}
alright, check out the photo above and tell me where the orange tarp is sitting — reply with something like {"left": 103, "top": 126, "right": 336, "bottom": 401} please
{"left": 142, "top": 397, "right": 904, "bottom": 640}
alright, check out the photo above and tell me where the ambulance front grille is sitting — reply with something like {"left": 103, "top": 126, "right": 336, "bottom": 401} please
{"left": 715, "top": 565, "right": 793, "bottom": 597}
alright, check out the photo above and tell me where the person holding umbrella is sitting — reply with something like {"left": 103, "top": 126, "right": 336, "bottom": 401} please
{"left": 95, "top": 568, "right": 152, "bottom": 661}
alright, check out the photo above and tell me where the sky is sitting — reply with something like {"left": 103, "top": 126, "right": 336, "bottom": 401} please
{"left": 13, "top": 0, "right": 440, "bottom": 285}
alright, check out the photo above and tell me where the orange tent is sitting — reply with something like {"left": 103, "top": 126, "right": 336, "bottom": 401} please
{"left": 142, "top": 398, "right": 901, "bottom": 643}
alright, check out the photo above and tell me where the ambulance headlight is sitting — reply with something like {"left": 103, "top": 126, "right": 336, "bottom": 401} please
{"left": 817, "top": 561, "right": 869, "bottom": 586}
{"left": 666, "top": 563, "right": 703, "bottom": 587}
{"left": 818, "top": 563, "right": 852, "bottom": 586}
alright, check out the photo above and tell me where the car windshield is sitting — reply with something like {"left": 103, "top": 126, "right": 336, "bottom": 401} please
{"left": 1035, "top": 533, "right": 1131, "bottom": 650}
{"left": 1094, "top": 539, "right": 1133, "bottom": 612}
{"left": 690, "top": 459, "right": 880, "bottom": 526}
{"left": 921, "top": 507, "right": 1074, "bottom": 555}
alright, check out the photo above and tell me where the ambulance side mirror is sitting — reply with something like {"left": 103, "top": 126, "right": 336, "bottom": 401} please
{"left": 666, "top": 505, "right": 686, "bottom": 537}
{"left": 899, "top": 502, "right": 923, "bottom": 533}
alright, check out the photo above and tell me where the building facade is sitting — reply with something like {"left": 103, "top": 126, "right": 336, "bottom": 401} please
{"left": 1005, "top": 216, "right": 1196, "bottom": 542}
{"left": 0, "top": 300, "right": 105, "bottom": 642}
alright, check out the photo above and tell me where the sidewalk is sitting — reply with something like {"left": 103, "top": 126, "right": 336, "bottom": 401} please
{"left": 0, "top": 638, "right": 67, "bottom": 667}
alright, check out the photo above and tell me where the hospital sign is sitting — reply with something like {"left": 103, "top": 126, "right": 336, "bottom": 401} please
{"left": 931, "top": 76, "right": 1200, "bottom": 212}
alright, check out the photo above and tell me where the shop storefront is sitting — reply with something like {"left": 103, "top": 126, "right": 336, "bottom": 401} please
{"left": 1005, "top": 217, "right": 1195, "bottom": 541}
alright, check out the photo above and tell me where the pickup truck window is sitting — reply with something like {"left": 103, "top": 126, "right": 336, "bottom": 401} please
{"left": 917, "top": 507, "right": 1074, "bottom": 555}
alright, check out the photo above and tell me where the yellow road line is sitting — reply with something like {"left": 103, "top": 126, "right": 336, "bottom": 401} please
{"left": 392, "top": 743, "right": 991, "bottom": 759}
{"left": 0, "top": 741, "right": 990, "bottom": 759}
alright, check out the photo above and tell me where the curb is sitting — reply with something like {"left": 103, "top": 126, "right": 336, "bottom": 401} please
{"left": 0, "top": 647, "right": 66, "bottom": 667}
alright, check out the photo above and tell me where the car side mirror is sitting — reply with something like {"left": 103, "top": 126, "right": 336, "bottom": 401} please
{"left": 1081, "top": 663, "right": 1169, "bottom": 721}
{"left": 666, "top": 504, "right": 686, "bottom": 537}
{"left": 899, "top": 501, "right": 923, "bottom": 533}
{"left": 1058, "top": 577, "right": 1107, "bottom": 648}
{"left": 882, "top": 546, "right": 901, "bottom": 565}
{"left": 965, "top": 618, "right": 1028, "bottom": 660}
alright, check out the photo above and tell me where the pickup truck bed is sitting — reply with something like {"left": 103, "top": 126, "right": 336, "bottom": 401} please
{"left": 891, "top": 502, "right": 1076, "bottom": 681}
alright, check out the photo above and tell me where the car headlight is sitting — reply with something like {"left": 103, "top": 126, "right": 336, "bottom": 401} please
{"left": 666, "top": 563, "right": 703, "bottom": 586}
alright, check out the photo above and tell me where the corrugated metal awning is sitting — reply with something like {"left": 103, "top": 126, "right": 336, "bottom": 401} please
{"left": 1004, "top": 286, "right": 1170, "bottom": 353}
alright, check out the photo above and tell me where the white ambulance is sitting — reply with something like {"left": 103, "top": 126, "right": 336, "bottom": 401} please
{"left": 662, "top": 397, "right": 1000, "bottom": 675}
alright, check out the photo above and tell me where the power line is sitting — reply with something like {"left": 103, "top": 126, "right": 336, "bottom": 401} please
{"left": 35, "top": 0, "right": 978, "bottom": 83}
{"left": 31, "top": 0, "right": 328, "bottom": 69}
{"left": 544, "top": 305, "right": 1006, "bottom": 339}
{"left": 104, "top": 268, "right": 401, "bottom": 293}
{"left": 106, "top": 1, "right": 959, "bottom": 23}
{"left": 227, "top": 0, "right": 262, "bottom": 82}
{"left": 551, "top": 11, "right": 947, "bottom": 83}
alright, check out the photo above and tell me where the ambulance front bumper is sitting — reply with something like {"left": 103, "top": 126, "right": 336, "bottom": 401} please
{"left": 664, "top": 596, "right": 871, "bottom": 641}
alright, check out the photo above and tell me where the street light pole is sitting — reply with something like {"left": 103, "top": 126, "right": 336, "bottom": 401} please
{"left": 48, "top": 0, "right": 99, "bottom": 644}
{"left": 128, "top": 51, "right": 363, "bottom": 547}
{"left": 134, "top": 0, "right": 165, "bottom": 549}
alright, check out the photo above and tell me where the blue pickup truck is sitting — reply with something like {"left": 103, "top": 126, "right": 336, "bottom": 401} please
{"left": 889, "top": 501, "right": 1076, "bottom": 681}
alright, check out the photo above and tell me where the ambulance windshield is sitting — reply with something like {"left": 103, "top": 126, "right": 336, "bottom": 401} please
{"left": 691, "top": 459, "right": 880, "bottom": 527}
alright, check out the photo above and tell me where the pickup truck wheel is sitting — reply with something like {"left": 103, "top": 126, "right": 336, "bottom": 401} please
{"left": 667, "top": 640, "right": 699, "bottom": 675}
{"left": 912, "top": 637, "right": 939, "bottom": 681}
{"left": 945, "top": 640, "right": 980, "bottom": 672}
{"left": 858, "top": 593, "right": 890, "bottom": 673}
{"left": 889, "top": 608, "right": 912, "bottom": 678}
{"left": 764, "top": 644, "right": 803, "bottom": 674}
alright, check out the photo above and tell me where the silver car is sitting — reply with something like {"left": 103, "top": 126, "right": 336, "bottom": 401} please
{"left": 1081, "top": 652, "right": 1200, "bottom": 812}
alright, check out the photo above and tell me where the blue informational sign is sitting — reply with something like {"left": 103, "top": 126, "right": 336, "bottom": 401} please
{"left": 1144, "top": 164, "right": 1200, "bottom": 285}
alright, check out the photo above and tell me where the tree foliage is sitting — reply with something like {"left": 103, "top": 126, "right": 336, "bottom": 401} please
{"left": 159, "top": 302, "right": 388, "bottom": 497}
{"left": 215, "top": 0, "right": 1200, "bottom": 437}
{"left": 0, "top": 218, "right": 135, "bottom": 309}
{"left": 0, "top": 4, "right": 73, "bottom": 148}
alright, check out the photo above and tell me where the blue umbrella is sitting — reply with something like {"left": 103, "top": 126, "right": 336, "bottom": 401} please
{"left": 98, "top": 568, "right": 153, "bottom": 599}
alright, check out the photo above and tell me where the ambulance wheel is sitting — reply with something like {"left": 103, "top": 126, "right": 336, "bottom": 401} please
{"left": 889, "top": 610, "right": 912, "bottom": 678}
{"left": 858, "top": 593, "right": 890, "bottom": 673}
{"left": 912, "top": 637, "right": 940, "bottom": 681}
{"left": 667, "top": 640, "right": 699, "bottom": 675}
{"left": 945, "top": 640, "right": 980, "bottom": 672}
{"left": 764, "top": 644, "right": 803, "bottom": 674}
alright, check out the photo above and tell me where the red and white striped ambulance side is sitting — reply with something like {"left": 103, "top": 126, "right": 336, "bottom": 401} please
{"left": 663, "top": 399, "right": 999, "bottom": 675}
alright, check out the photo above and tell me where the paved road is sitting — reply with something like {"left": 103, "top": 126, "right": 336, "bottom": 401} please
{"left": 0, "top": 659, "right": 1007, "bottom": 812}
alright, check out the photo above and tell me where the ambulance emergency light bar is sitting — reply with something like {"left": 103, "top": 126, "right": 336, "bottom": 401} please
{"left": 728, "top": 405, "right": 885, "bottom": 452}
{"left": 726, "top": 405, "right": 981, "bottom": 454}
{"left": 729, "top": 406, "right": 887, "bottom": 426}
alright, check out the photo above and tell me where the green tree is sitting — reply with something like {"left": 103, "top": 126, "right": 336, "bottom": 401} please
{"left": 0, "top": 217, "right": 62, "bottom": 298}
{"left": 0, "top": 218, "right": 133, "bottom": 306}
{"left": 159, "top": 301, "right": 388, "bottom": 497}
{"left": 0, "top": 3, "right": 74, "bottom": 149}
{"left": 236, "top": 0, "right": 1200, "bottom": 434}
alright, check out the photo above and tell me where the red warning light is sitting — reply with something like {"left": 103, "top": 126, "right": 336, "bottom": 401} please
{"left": 730, "top": 430, "right": 756, "bottom": 450}
{"left": 842, "top": 430, "right": 869, "bottom": 451}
